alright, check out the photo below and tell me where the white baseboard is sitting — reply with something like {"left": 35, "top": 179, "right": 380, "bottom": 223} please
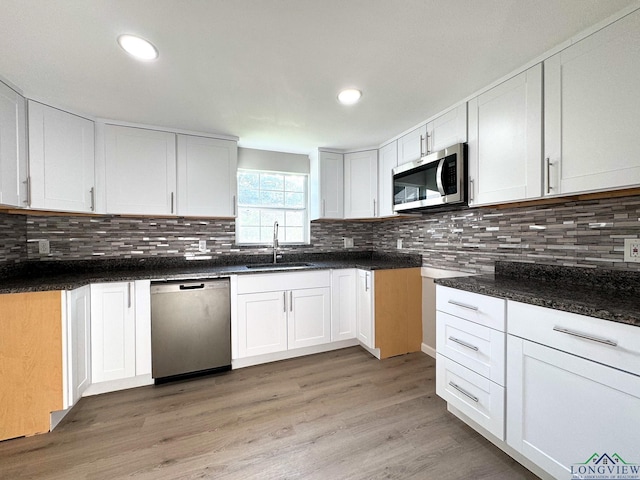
{"left": 421, "top": 342, "right": 436, "bottom": 358}
{"left": 83, "top": 374, "right": 153, "bottom": 397}
{"left": 232, "top": 339, "right": 360, "bottom": 369}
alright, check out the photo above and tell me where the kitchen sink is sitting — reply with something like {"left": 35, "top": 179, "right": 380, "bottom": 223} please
{"left": 245, "top": 262, "right": 313, "bottom": 270}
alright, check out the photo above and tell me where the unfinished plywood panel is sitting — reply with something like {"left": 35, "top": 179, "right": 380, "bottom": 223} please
{"left": 375, "top": 268, "right": 422, "bottom": 359}
{"left": 0, "top": 291, "right": 63, "bottom": 441}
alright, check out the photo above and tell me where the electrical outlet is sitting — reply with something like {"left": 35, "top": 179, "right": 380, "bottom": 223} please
{"left": 198, "top": 239, "right": 207, "bottom": 253}
{"left": 397, "top": 239, "right": 403, "bottom": 249}
{"left": 624, "top": 239, "right": 640, "bottom": 263}
{"left": 38, "top": 239, "right": 50, "bottom": 255}
{"left": 343, "top": 237, "right": 354, "bottom": 248}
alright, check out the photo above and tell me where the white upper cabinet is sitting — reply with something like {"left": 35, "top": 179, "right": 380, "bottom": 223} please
{"left": 427, "top": 103, "right": 467, "bottom": 153}
{"left": 309, "top": 150, "right": 344, "bottom": 219}
{"left": 377, "top": 141, "right": 398, "bottom": 217}
{"left": 0, "top": 82, "right": 27, "bottom": 207}
{"left": 176, "top": 134, "right": 237, "bottom": 217}
{"left": 468, "top": 64, "right": 543, "bottom": 206}
{"left": 544, "top": 9, "right": 640, "bottom": 196}
{"left": 102, "top": 124, "right": 176, "bottom": 215}
{"left": 28, "top": 101, "right": 95, "bottom": 212}
{"left": 344, "top": 149, "right": 378, "bottom": 218}
{"left": 398, "top": 125, "right": 427, "bottom": 165}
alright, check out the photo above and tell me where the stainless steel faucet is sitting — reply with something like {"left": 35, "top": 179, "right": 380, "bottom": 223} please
{"left": 273, "top": 221, "right": 279, "bottom": 263}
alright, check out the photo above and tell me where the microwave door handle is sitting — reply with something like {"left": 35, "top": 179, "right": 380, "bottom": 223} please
{"left": 435, "top": 158, "right": 446, "bottom": 196}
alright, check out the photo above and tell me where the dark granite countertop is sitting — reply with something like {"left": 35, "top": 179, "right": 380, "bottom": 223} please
{"left": 0, "top": 251, "right": 422, "bottom": 294}
{"left": 435, "top": 261, "right": 640, "bottom": 327}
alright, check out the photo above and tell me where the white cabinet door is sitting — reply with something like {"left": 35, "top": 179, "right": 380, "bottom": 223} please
{"left": 377, "top": 141, "right": 397, "bottom": 217}
{"left": 0, "top": 81, "right": 27, "bottom": 207}
{"left": 90, "top": 282, "right": 136, "bottom": 383}
{"left": 28, "top": 101, "right": 95, "bottom": 212}
{"left": 177, "top": 135, "right": 237, "bottom": 217}
{"left": 104, "top": 125, "right": 176, "bottom": 215}
{"left": 344, "top": 150, "right": 377, "bottom": 219}
{"left": 237, "top": 291, "right": 287, "bottom": 357}
{"left": 427, "top": 103, "right": 467, "bottom": 153}
{"left": 67, "top": 285, "right": 91, "bottom": 407}
{"left": 288, "top": 287, "right": 331, "bottom": 349}
{"left": 507, "top": 336, "right": 640, "bottom": 480}
{"left": 356, "top": 270, "right": 374, "bottom": 348}
{"left": 398, "top": 125, "right": 427, "bottom": 165}
{"left": 310, "top": 150, "right": 344, "bottom": 219}
{"left": 544, "top": 10, "right": 640, "bottom": 196}
{"left": 331, "top": 269, "right": 357, "bottom": 342}
{"left": 468, "top": 64, "right": 542, "bottom": 206}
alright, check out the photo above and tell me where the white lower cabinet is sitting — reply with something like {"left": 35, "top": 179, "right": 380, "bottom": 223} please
{"left": 435, "top": 286, "right": 506, "bottom": 440}
{"left": 356, "top": 269, "right": 374, "bottom": 349}
{"left": 90, "top": 281, "right": 151, "bottom": 385}
{"left": 506, "top": 301, "right": 640, "bottom": 479}
{"left": 66, "top": 285, "right": 91, "bottom": 408}
{"left": 236, "top": 271, "right": 332, "bottom": 358}
{"left": 331, "top": 269, "right": 357, "bottom": 342}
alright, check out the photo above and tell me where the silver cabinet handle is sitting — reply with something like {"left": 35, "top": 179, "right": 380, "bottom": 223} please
{"left": 90, "top": 187, "right": 95, "bottom": 212}
{"left": 546, "top": 157, "right": 553, "bottom": 194}
{"left": 426, "top": 132, "right": 431, "bottom": 154}
{"left": 365, "top": 273, "right": 369, "bottom": 292}
{"left": 170, "top": 192, "right": 175, "bottom": 214}
{"left": 419, "top": 134, "right": 424, "bottom": 157}
{"left": 448, "top": 299, "right": 479, "bottom": 311}
{"left": 373, "top": 199, "right": 376, "bottom": 217}
{"left": 127, "top": 282, "right": 132, "bottom": 309}
{"left": 23, "top": 177, "right": 31, "bottom": 206}
{"left": 233, "top": 195, "right": 236, "bottom": 216}
{"left": 553, "top": 326, "right": 617, "bottom": 347}
{"left": 289, "top": 291, "right": 293, "bottom": 312}
{"left": 448, "top": 336, "right": 479, "bottom": 351}
{"left": 322, "top": 199, "right": 326, "bottom": 217}
{"left": 283, "top": 291, "right": 287, "bottom": 312}
{"left": 449, "top": 381, "right": 479, "bottom": 403}
{"left": 469, "top": 178, "right": 474, "bottom": 203}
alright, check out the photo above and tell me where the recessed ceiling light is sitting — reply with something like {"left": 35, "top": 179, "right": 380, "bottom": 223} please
{"left": 117, "top": 34, "right": 158, "bottom": 61}
{"left": 338, "top": 89, "right": 362, "bottom": 105}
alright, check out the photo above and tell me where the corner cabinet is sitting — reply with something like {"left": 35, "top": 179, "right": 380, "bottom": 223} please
{"left": 467, "top": 64, "right": 542, "bottom": 206}
{"left": 377, "top": 141, "right": 398, "bottom": 217}
{"left": 0, "top": 81, "right": 27, "bottom": 208}
{"left": 344, "top": 150, "right": 378, "bottom": 219}
{"left": 100, "top": 124, "right": 177, "bottom": 215}
{"left": 28, "top": 102, "right": 95, "bottom": 213}
{"left": 176, "top": 134, "right": 237, "bottom": 217}
{"left": 309, "top": 150, "right": 344, "bottom": 219}
{"left": 544, "top": 9, "right": 640, "bottom": 196}
{"left": 331, "top": 269, "right": 357, "bottom": 342}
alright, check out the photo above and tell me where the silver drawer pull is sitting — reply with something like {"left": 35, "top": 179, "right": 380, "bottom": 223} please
{"left": 552, "top": 326, "right": 618, "bottom": 347}
{"left": 448, "top": 300, "right": 479, "bottom": 311}
{"left": 448, "top": 381, "right": 479, "bottom": 403}
{"left": 448, "top": 336, "right": 479, "bottom": 351}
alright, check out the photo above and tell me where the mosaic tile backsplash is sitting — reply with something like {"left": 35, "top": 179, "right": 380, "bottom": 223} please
{"left": 2, "top": 193, "right": 640, "bottom": 273}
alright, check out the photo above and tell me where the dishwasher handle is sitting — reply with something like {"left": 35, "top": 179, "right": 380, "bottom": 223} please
{"left": 179, "top": 283, "right": 205, "bottom": 290}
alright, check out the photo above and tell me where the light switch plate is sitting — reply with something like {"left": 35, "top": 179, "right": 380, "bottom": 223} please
{"left": 397, "top": 239, "right": 403, "bottom": 249}
{"left": 198, "top": 239, "right": 207, "bottom": 253}
{"left": 343, "top": 237, "right": 354, "bottom": 248}
{"left": 38, "top": 239, "right": 50, "bottom": 255}
{"left": 624, "top": 238, "right": 640, "bottom": 263}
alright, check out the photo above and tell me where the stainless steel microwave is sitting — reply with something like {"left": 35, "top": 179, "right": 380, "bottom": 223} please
{"left": 392, "top": 143, "right": 466, "bottom": 212}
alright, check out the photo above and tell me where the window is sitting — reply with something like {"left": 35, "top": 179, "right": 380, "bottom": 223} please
{"left": 236, "top": 170, "right": 308, "bottom": 244}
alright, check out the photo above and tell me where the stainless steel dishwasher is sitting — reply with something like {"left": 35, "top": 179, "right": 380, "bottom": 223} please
{"left": 150, "top": 278, "right": 231, "bottom": 383}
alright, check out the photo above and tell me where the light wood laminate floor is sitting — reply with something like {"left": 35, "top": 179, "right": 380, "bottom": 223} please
{"left": 0, "top": 347, "right": 538, "bottom": 479}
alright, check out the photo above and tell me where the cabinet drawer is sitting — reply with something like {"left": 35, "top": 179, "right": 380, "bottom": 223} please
{"left": 436, "top": 353, "right": 505, "bottom": 440}
{"left": 508, "top": 301, "right": 640, "bottom": 376}
{"left": 237, "top": 270, "right": 331, "bottom": 294}
{"left": 436, "top": 286, "right": 506, "bottom": 331}
{"left": 437, "top": 311, "right": 505, "bottom": 386}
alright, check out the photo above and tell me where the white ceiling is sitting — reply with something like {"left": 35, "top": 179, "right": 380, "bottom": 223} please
{"left": 0, "top": 0, "right": 636, "bottom": 154}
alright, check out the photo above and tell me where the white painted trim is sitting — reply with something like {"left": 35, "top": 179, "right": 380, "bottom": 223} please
{"left": 25, "top": 98, "right": 95, "bottom": 122}
{"left": 232, "top": 339, "right": 359, "bottom": 369}
{"left": 421, "top": 267, "right": 476, "bottom": 279}
{"left": 378, "top": 2, "right": 640, "bottom": 149}
{"left": 60, "top": 292, "right": 69, "bottom": 410}
{"left": 82, "top": 374, "right": 153, "bottom": 396}
{"left": 50, "top": 407, "right": 73, "bottom": 431}
{"left": 421, "top": 343, "right": 436, "bottom": 359}
{"left": 95, "top": 118, "right": 239, "bottom": 142}
{"left": 447, "top": 404, "right": 555, "bottom": 480}
{"left": 358, "top": 342, "right": 381, "bottom": 360}
{"left": 0, "top": 75, "right": 23, "bottom": 95}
